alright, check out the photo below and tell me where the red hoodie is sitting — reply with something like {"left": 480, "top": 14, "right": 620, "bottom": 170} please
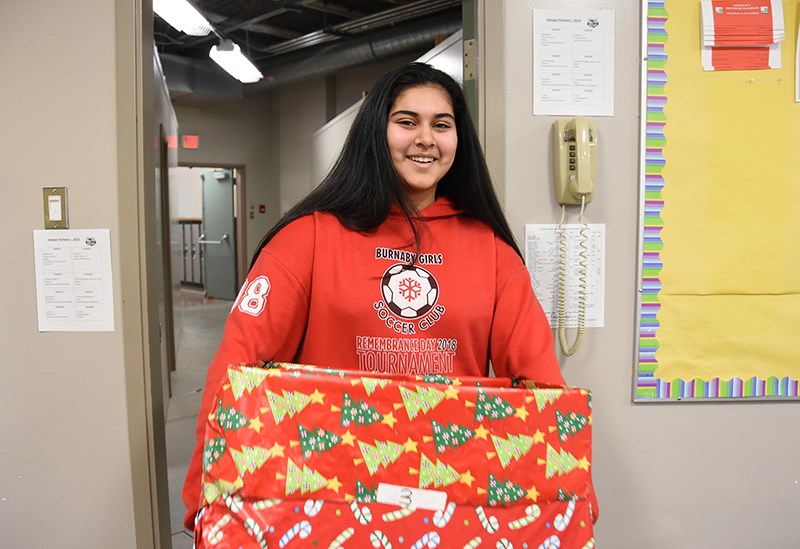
{"left": 182, "top": 197, "right": 565, "bottom": 528}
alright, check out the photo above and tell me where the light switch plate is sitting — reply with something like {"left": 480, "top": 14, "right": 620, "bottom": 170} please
{"left": 43, "top": 187, "right": 69, "bottom": 229}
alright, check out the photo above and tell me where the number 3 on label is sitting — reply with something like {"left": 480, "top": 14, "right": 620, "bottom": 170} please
{"left": 399, "top": 488, "right": 413, "bottom": 507}
{"left": 233, "top": 275, "right": 271, "bottom": 316}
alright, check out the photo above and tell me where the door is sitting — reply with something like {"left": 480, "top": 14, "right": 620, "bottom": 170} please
{"left": 201, "top": 169, "right": 237, "bottom": 300}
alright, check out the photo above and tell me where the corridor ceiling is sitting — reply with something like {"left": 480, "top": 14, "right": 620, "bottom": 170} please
{"left": 155, "top": 0, "right": 463, "bottom": 96}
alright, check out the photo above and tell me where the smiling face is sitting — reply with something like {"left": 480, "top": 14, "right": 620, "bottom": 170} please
{"left": 386, "top": 84, "right": 457, "bottom": 209}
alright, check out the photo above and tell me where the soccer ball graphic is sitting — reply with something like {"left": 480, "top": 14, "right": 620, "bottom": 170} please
{"left": 380, "top": 263, "right": 439, "bottom": 319}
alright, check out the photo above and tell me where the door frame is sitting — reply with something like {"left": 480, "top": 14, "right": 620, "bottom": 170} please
{"left": 159, "top": 125, "right": 177, "bottom": 381}
{"left": 181, "top": 162, "right": 248, "bottom": 289}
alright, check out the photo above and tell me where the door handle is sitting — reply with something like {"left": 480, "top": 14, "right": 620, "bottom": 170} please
{"left": 197, "top": 233, "right": 229, "bottom": 245}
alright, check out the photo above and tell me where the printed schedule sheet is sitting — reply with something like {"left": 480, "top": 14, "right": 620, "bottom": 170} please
{"left": 533, "top": 9, "right": 615, "bottom": 116}
{"left": 33, "top": 229, "right": 114, "bottom": 331}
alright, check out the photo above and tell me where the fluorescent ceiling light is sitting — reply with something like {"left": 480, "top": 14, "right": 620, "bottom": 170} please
{"left": 210, "top": 40, "right": 263, "bottom": 84}
{"left": 154, "top": 0, "right": 212, "bottom": 36}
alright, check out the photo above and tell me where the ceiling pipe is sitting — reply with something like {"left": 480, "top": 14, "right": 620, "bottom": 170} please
{"left": 160, "top": 9, "right": 461, "bottom": 99}
{"left": 246, "top": 10, "right": 461, "bottom": 92}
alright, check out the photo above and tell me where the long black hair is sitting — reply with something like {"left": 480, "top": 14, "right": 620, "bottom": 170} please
{"left": 249, "top": 62, "right": 521, "bottom": 269}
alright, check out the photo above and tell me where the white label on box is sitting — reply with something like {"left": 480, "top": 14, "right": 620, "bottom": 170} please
{"left": 376, "top": 483, "right": 447, "bottom": 511}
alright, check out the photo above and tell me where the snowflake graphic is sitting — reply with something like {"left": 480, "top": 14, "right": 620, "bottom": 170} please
{"left": 398, "top": 277, "right": 421, "bottom": 301}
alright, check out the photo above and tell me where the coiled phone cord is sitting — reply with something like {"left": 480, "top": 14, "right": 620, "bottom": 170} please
{"left": 557, "top": 195, "right": 589, "bottom": 356}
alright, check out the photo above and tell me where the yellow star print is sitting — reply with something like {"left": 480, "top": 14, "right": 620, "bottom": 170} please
{"left": 248, "top": 416, "right": 264, "bottom": 434}
{"left": 381, "top": 411, "right": 398, "bottom": 429}
{"left": 309, "top": 389, "right": 325, "bottom": 404}
{"left": 340, "top": 429, "right": 356, "bottom": 446}
{"left": 474, "top": 424, "right": 489, "bottom": 440}
{"left": 327, "top": 476, "right": 342, "bottom": 493}
{"left": 269, "top": 442, "right": 285, "bottom": 458}
{"left": 402, "top": 437, "right": 419, "bottom": 453}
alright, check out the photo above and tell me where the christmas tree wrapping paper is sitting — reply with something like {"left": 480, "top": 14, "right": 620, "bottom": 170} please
{"left": 195, "top": 363, "right": 596, "bottom": 548}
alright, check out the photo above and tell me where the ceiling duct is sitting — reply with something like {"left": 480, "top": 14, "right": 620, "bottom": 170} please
{"left": 161, "top": 9, "right": 461, "bottom": 99}
{"left": 250, "top": 10, "right": 461, "bottom": 92}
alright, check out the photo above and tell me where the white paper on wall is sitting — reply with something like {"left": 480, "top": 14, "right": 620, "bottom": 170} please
{"left": 524, "top": 224, "right": 605, "bottom": 328}
{"left": 33, "top": 229, "right": 115, "bottom": 332}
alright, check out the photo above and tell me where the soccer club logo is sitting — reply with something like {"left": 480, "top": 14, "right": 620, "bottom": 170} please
{"left": 380, "top": 263, "right": 439, "bottom": 319}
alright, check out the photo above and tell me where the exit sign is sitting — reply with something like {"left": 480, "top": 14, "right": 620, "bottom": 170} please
{"left": 182, "top": 135, "right": 199, "bottom": 149}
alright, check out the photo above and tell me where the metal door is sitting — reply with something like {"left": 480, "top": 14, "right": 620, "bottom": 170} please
{"left": 201, "top": 169, "right": 237, "bottom": 300}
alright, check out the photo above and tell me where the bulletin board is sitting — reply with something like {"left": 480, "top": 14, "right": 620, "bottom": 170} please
{"left": 634, "top": 0, "right": 800, "bottom": 401}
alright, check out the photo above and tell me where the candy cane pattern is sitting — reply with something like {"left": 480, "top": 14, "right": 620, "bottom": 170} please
{"left": 223, "top": 493, "right": 244, "bottom": 513}
{"left": 207, "top": 513, "right": 231, "bottom": 544}
{"left": 538, "top": 535, "right": 560, "bottom": 549}
{"left": 370, "top": 530, "right": 393, "bottom": 548}
{"left": 410, "top": 532, "right": 441, "bottom": 549}
{"left": 279, "top": 520, "right": 312, "bottom": 548}
{"left": 462, "top": 536, "right": 482, "bottom": 549}
{"left": 253, "top": 498, "right": 281, "bottom": 511}
{"left": 244, "top": 518, "right": 268, "bottom": 549}
{"left": 349, "top": 500, "right": 373, "bottom": 524}
{"left": 381, "top": 507, "right": 415, "bottom": 522}
{"left": 554, "top": 499, "right": 576, "bottom": 532}
{"left": 304, "top": 499, "right": 324, "bottom": 517}
{"left": 582, "top": 540, "right": 595, "bottom": 549}
{"left": 508, "top": 504, "right": 542, "bottom": 530}
{"left": 475, "top": 506, "right": 499, "bottom": 533}
{"left": 432, "top": 502, "right": 456, "bottom": 527}
{"left": 496, "top": 539, "right": 514, "bottom": 549}
{"left": 328, "top": 527, "right": 355, "bottom": 548}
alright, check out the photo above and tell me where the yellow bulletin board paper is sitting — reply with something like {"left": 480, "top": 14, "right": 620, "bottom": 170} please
{"left": 634, "top": 0, "right": 800, "bottom": 401}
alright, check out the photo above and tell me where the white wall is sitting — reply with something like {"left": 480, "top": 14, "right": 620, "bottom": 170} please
{"left": 488, "top": 2, "right": 800, "bottom": 548}
{"left": 0, "top": 1, "right": 140, "bottom": 546}
{"left": 277, "top": 81, "right": 327, "bottom": 214}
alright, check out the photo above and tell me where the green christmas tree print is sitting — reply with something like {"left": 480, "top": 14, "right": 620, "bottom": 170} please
{"left": 340, "top": 392, "right": 383, "bottom": 427}
{"left": 362, "top": 377, "right": 390, "bottom": 395}
{"left": 558, "top": 487, "right": 577, "bottom": 501}
{"left": 228, "top": 367, "right": 268, "bottom": 399}
{"left": 491, "top": 433, "right": 535, "bottom": 468}
{"left": 356, "top": 480, "right": 377, "bottom": 503}
{"left": 474, "top": 389, "right": 515, "bottom": 422}
{"left": 203, "top": 437, "right": 227, "bottom": 472}
{"left": 418, "top": 454, "right": 461, "bottom": 489}
{"left": 230, "top": 446, "right": 271, "bottom": 477}
{"left": 285, "top": 458, "right": 328, "bottom": 496}
{"left": 487, "top": 473, "right": 526, "bottom": 506}
{"left": 357, "top": 439, "right": 404, "bottom": 475}
{"left": 267, "top": 389, "right": 312, "bottom": 424}
{"left": 400, "top": 385, "right": 446, "bottom": 420}
{"left": 533, "top": 388, "right": 563, "bottom": 412}
{"left": 203, "top": 479, "right": 238, "bottom": 504}
{"left": 215, "top": 399, "right": 250, "bottom": 432}
{"left": 541, "top": 443, "right": 579, "bottom": 478}
{"left": 431, "top": 420, "right": 475, "bottom": 453}
{"left": 555, "top": 410, "right": 590, "bottom": 442}
{"left": 297, "top": 425, "right": 342, "bottom": 459}
{"left": 423, "top": 374, "right": 453, "bottom": 385}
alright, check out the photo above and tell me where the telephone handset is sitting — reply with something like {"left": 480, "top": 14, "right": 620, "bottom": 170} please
{"left": 552, "top": 117, "right": 598, "bottom": 356}
{"left": 553, "top": 117, "right": 597, "bottom": 205}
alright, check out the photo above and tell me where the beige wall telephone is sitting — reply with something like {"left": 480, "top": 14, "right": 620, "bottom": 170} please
{"left": 552, "top": 117, "right": 598, "bottom": 356}
{"left": 553, "top": 117, "right": 597, "bottom": 206}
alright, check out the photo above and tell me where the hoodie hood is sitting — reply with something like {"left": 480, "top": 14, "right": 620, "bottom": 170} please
{"left": 388, "top": 196, "right": 463, "bottom": 220}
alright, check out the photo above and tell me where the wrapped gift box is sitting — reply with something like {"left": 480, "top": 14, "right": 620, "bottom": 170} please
{"left": 195, "top": 363, "right": 596, "bottom": 548}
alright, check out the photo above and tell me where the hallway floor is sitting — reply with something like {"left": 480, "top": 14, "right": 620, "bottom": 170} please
{"left": 166, "top": 289, "right": 231, "bottom": 549}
